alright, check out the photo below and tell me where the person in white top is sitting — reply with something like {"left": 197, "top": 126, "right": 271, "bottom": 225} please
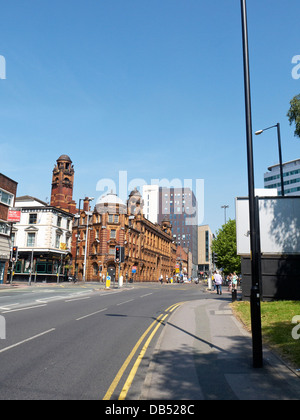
{"left": 214, "top": 271, "right": 223, "bottom": 295}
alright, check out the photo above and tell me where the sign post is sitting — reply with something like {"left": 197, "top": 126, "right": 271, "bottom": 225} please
{"left": 106, "top": 275, "right": 111, "bottom": 289}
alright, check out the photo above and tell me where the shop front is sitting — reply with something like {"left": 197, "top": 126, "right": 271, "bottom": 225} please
{"left": 12, "top": 251, "right": 71, "bottom": 283}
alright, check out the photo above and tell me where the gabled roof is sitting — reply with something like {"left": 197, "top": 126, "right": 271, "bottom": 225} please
{"left": 16, "top": 196, "right": 48, "bottom": 206}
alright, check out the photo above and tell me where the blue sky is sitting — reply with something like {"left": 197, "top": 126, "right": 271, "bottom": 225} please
{"left": 0, "top": 0, "right": 300, "bottom": 233}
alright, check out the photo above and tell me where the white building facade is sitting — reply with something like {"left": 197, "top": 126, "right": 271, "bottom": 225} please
{"left": 12, "top": 196, "right": 73, "bottom": 282}
{"left": 142, "top": 185, "right": 159, "bottom": 224}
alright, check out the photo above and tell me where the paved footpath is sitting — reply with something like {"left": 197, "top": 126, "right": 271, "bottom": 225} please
{"left": 141, "top": 295, "right": 300, "bottom": 400}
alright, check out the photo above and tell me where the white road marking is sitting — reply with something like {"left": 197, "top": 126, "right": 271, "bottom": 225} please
{"left": 0, "top": 328, "right": 56, "bottom": 354}
{"left": 76, "top": 308, "right": 108, "bottom": 321}
{"left": 117, "top": 299, "right": 134, "bottom": 306}
{"left": 65, "top": 296, "right": 91, "bottom": 303}
{"left": 2, "top": 304, "right": 47, "bottom": 313}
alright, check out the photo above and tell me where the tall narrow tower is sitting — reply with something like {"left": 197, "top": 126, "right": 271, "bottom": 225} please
{"left": 50, "top": 155, "right": 76, "bottom": 214}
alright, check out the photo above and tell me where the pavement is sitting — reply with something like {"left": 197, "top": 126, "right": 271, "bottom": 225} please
{"left": 141, "top": 290, "right": 300, "bottom": 401}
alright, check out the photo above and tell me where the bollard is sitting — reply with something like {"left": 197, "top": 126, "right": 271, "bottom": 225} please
{"left": 232, "top": 289, "right": 237, "bottom": 302}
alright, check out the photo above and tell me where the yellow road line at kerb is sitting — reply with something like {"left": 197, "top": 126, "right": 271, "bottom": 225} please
{"left": 165, "top": 302, "right": 182, "bottom": 312}
{"left": 103, "top": 302, "right": 184, "bottom": 401}
{"left": 165, "top": 302, "right": 185, "bottom": 313}
{"left": 118, "top": 313, "right": 169, "bottom": 401}
{"left": 103, "top": 314, "right": 164, "bottom": 400}
{"left": 169, "top": 302, "right": 186, "bottom": 313}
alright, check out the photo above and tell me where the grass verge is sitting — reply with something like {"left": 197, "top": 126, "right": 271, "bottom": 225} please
{"left": 231, "top": 301, "right": 300, "bottom": 369}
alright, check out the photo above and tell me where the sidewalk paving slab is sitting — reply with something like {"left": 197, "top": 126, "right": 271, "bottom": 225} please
{"left": 141, "top": 296, "right": 300, "bottom": 401}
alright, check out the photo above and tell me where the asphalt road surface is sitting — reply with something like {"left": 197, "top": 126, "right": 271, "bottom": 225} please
{"left": 0, "top": 283, "right": 206, "bottom": 400}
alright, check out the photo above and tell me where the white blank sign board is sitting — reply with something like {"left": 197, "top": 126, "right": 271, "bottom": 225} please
{"left": 236, "top": 197, "right": 300, "bottom": 256}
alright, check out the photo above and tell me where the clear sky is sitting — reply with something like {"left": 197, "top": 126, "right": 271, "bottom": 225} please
{"left": 1, "top": 0, "right": 300, "bottom": 234}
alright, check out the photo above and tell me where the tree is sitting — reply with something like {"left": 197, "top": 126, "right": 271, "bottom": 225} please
{"left": 287, "top": 94, "right": 300, "bottom": 138}
{"left": 211, "top": 219, "right": 241, "bottom": 275}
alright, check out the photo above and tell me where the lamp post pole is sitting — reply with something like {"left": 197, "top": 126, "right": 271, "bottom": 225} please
{"left": 82, "top": 197, "right": 94, "bottom": 283}
{"left": 74, "top": 198, "right": 83, "bottom": 282}
{"left": 240, "top": 0, "right": 263, "bottom": 368}
{"left": 255, "top": 123, "right": 285, "bottom": 196}
{"left": 221, "top": 205, "right": 229, "bottom": 225}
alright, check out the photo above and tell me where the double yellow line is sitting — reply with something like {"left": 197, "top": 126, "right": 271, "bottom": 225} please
{"left": 103, "top": 302, "right": 185, "bottom": 401}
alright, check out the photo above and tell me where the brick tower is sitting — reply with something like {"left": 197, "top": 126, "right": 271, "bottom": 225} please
{"left": 50, "top": 155, "right": 76, "bottom": 214}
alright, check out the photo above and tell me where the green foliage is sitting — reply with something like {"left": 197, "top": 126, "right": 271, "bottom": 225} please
{"left": 211, "top": 219, "right": 241, "bottom": 275}
{"left": 287, "top": 94, "right": 300, "bottom": 138}
{"left": 232, "top": 301, "right": 300, "bottom": 368}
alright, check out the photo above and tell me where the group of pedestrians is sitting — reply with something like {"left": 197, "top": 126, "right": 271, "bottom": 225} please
{"left": 212, "top": 271, "right": 239, "bottom": 295}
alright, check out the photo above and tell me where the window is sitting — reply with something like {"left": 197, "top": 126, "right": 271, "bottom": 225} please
{"left": 57, "top": 216, "right": 62, "bottom": 227}
{"left": 0, "top": 222, "right": 10, "bottom": 235}
{"left": 108, "top": 214, "right": 119, "bottom": 223}
{"left": 27, "top": 233, "right": 36, "bottom": 247}
{"left": 0, "top": 189, "right": 13, "bottom": 206}
{"left": 110, "top": 229, "right": 116, "bottom": 239}
{"left": 29, "top": 214, "right": 37, "bottom": 224}
{"left": 66, "top": 236, "right": 70, "bottom": 249}
{"left": 55, "top": 234, "right": 61, "bottom": 249}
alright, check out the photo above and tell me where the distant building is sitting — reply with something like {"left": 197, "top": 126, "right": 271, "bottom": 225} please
{"left": 142, "top": 185, "right": 159, "bottom": 224}
{"left": 197, "top": 225, "right": 213, "bottom": 276}
{"left": 0, "top": 174, "right": 18, "bottom": 283}
{"left": 142, "top": 185, "right": 198, "bottom": 277}
{"left": 159, "top": 187, "right": 198, "bottom": 277}
{"left": 264, "top": 158, "right": 300, "bottom": 196}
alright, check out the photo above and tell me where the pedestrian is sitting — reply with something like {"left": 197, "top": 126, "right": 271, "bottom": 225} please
{"left": 228, "top": 274, "right": 232, "bottom": 292}
{"left": 232, "top": 272, "right": 238, "bottom": 291}
{"left": 214, "top": 270, "right": 223, "bottom": 295}
{"left": 159, "top": 274, "right": 163, "bottom": 285}
{"left": 212, "top": 273, "right": 216, "bottom": 291}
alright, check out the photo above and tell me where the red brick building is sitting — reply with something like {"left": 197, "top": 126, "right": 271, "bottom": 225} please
{"left": 50, "top": 155, "right": 77, "bottom": 214}
{"left": 72, "top": 191, "right": 177, "bottom": 283}
{"left": 0, "top": 173, "right": 18, "bottom": 283}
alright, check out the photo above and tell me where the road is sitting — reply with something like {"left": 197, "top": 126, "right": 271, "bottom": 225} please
{"left": 0, "top": 282, "right": 206, "bottom": 400}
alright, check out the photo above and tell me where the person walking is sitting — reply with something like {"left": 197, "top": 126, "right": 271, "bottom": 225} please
{"left": 214, "top": 270, "right": 223, "bottom": 295}
{"left": 232, "top": 272, "right": 238, "bottom": 291}
{"left": 228, "top": 274, "right": 232, "bottom": 292}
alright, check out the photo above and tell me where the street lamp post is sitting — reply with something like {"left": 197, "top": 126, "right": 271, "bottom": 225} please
{"left": 221, "top": 205, "right": 229, "bottom": 224}
{"left": 255, "top": 123, "right": 285, "bottom": 196}
{"left": 240, "top": 0, "right": 263, "bottom": 368}
{"left": 82, "top": 197, "right": 94, "bottom": 282}
{"left": 73, "top": 198, "right": 83, "bottom": 282}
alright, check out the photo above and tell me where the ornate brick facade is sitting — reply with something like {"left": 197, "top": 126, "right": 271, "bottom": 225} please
{"left": 50, "top": 155, "right": 76, "bottom": 214}
{"left": 72, "top": 192, "right": 177, "bottom": 283}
